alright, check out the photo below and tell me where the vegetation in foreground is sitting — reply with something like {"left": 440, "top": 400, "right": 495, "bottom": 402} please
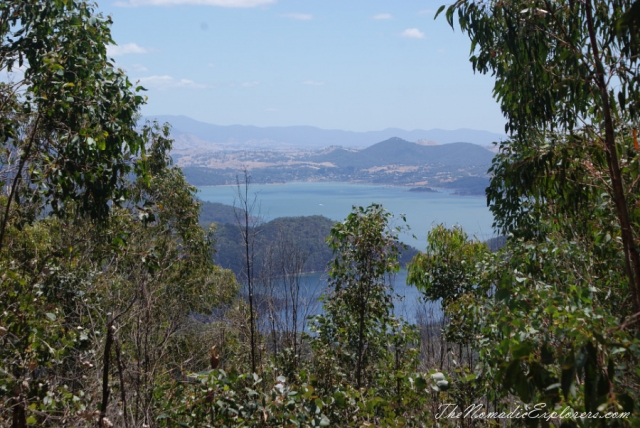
{"left": 2, "top": 0, "right": 640, "bottom": 427}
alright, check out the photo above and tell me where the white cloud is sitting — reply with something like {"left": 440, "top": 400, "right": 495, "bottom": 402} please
{"left": 302, "top": 80, "right": 324, "bottom": 86}
{"left": 115, "top": 0, "right": 275, "bottom": 6}
{"left": 138, "top": 75, "right": 209, "bottom": 90}
{"left": 418, "top": 9, "right": 435, "bottom": 15}
{"left": 280, "top": 13, "right": 312, "bottom": 20}
{"left": 265, "top": 107, "right": 278, "bottom": 112}
{"left": 401, "top": 28, "right": 424, "bottom": 39}
{"left": 241, "top": 81, "right": 260, "bottom": 87}
{"left": 107, "top": 43, "right": 148, "bottom": 57}
{"left": 372, "top": 13, "right": 392, "bottom": 20}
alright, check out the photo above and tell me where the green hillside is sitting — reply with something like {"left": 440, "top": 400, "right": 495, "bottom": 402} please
{"left": 199, "top": 201, "right": 243, "bottom": 225}
{"left": 211, "top": 215, "right": 336, "bottom": 275}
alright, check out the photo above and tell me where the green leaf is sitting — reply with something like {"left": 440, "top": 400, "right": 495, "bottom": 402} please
{"left": 333, "top": 392, "right": 346, "bottom": 408}
{"left": 495, "top": 288, "right": 510, "bottom": 301}
{"left": 617, "top": 393, "right": 634, "bottom": 413}
{"left": 414, "top": 376, "right": 427, "bottom": 390}
{"left": 511, "top": 342, "right": 533, "bottom": 360}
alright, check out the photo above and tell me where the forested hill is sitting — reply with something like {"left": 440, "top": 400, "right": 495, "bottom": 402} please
{"left": 309, "top": 138, "right": 495, "bottom": 168}
{"left": 200, "top": 202, "right": 418, "bottom": 276}
{"left": 212, "top": 216, "right": 336, "bottom": 275}
{"left": 199, "top": 201, "right": 241, "bottom": 225}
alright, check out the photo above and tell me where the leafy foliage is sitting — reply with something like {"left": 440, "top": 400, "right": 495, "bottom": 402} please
{"left": 310, "top": 204, "right": 417, "bottom": 392}
{"left": 408, "top": 225, "right": 489, "bottom": 308}
{"left": 443, "top": 0, "right": 640, "bottom": 314}
{"left": 0, "top": 0, "right": 147, "bottom": 229}
{"left": 409, "top": 1, "right": 640, "bottom": 424}
{"left": 0, "top": 121, "right": 239, "bottom": 426}
{"left": 158, "top": 366, "right": 437, "bottom": 427}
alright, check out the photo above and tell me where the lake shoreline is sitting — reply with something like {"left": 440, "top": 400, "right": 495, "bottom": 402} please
{"left": 196, "top": 180, "right": 487, "bottom": 199}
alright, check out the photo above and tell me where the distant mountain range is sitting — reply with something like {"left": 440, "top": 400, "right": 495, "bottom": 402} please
{"left": 145, "top": 115, "right": 506, "bottom": 149}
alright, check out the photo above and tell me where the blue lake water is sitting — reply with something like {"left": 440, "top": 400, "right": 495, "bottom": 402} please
{"left": 295, "top": 269, "right": 443, "bottom": 324}
{"left": 197, "top": 182, "right": 496, "bottom": 250}
{"left": 198, "top": 182, "right": 494, "bottom": 323}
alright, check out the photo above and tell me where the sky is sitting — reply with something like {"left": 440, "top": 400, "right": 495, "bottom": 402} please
{"left": 98, "top": 0, "right": 506, "bottom": 134}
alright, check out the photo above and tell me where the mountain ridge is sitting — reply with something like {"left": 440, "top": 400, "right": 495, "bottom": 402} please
{"left": 310, "top": 138, "right": 495, "bottom": 168}
{"left": 145, "top": 115, "right": 506, "bottom": 149}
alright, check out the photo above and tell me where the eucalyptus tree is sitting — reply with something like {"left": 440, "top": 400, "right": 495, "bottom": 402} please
{"left": 89, "top": 122, "right": 238, "bottom": 427}
{"left": 0, "top": 121, "right": 239, "bottom": 427}
{"left": 0, "top": 0, "right": 148, "bottom": 425}
{"left": 311, "top": 204, "right": 416, "bottom": 392}
{"left": 408, "top": 225, "right": 489, "bottom": 310}
{"left": 0, "top": 1, "right": 149, "bottom": 426}
{"left": 440, "top": 0, "right": 640, "bottom": 314}
{"left": 0, "top": 0, "right": 147, "bottom": 250}
{"left": 426, "top": 1, "right": 640, "bottom": 420}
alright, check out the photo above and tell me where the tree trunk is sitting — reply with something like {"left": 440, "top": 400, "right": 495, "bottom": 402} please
{"left": 585, "top": 0, "right": 640, "bottom": 321}
{"left": 99, "top": 322, "right": 115, "bottom": 427}
{"left": 11, "top": 395, "right": 26, "bottom": 428}
{"left": 0, "top": 114, "right": 41, "bottom": 252}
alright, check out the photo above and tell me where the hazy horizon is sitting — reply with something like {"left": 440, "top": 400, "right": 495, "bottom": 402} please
{"left": 147, "top": 113, "right": 507, "bottom": 135}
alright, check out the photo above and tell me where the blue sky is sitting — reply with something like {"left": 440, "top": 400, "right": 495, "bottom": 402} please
{"left": 99, "top": 0, "right": 505, "bottom": 133}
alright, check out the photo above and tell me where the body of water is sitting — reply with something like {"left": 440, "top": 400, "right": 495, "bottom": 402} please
{"left": 294, "top": 269, "right": 441, "bottom": 325}
{"left": 197, "top": 181, "right": 496, "bottom": 250}
{"left": 199, "top": 182, "right": 493, "bottom": 323}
